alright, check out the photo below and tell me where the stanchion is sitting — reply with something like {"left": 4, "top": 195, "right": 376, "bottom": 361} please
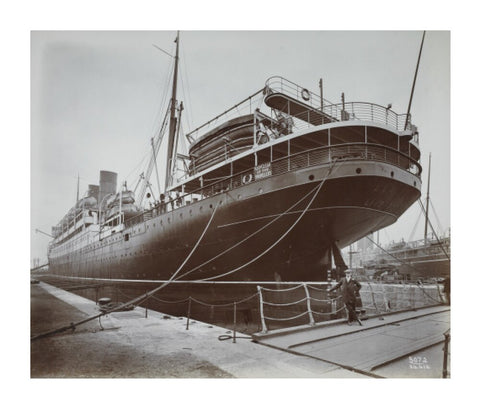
{"left": 257, "top": 286, "right": 267, "bottom": 333}
{"left": 303, "top": 283, "right": 315, "bottom": 326}
{"left": 443, "top": 330, "right": 450, "bottom": 378}
{"left": 186, "top": 297, "right": 192, "bottom": 330}
{"left": 233, "top": 302, "right": 237, "bottom": 344}
{"left": 145, "top": 291, "right": 148, "bottom": 318}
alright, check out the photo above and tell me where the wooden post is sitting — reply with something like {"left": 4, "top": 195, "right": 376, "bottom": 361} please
{"left": 304, "top": 283, "right": 315, "bottom": 326}
{"left": 233, "top": 302, "right": 237, "bottom": 344}
{"left": 257, "top": 286, "right": 267, "bottom": 334}
{"left": 443, "top": 331, "right": 450, "bottom": 378}
{"left": 145, "top": 291, "right": 148, "bottom": 318}
{"left": 186, "top": 297, "right": 192, "bottom": 330}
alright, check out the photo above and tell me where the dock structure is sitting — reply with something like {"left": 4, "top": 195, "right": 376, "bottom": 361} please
{"left": 31, "top": 281, "right": 449, "bottom": 378}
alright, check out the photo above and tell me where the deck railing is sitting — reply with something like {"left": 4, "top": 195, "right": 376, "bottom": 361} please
{"left": 125, "top": 142, "right": 421, "bottom": 230}
{"left": 265, "top": 76, "right": 414, "bottom": 132}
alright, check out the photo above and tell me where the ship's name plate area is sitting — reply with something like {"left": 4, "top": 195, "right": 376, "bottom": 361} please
{"left": 254, "top": 162, "right": 272, "bottom": 180}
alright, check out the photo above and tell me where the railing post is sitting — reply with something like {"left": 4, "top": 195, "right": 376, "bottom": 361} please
{"left": 257, "top": 286, "right": 268, "bottom": 334}
{"left": 186, "top": 297, "right": 192, "bottom": 330}
{"left": 381, "top": 284, "right": 390, "bottom": 312}
{"left": 442, "top": 330, "right": 450, "bottom": 378}
{"left": 233, "top": 302, "right": 237, "bottom": 343}
{"left": 145, "top": 291, "right": 148, "bottom": 318}
{"left": 303, "top": 283, "right": 315, "bottom": 326}
{"left": 411, "top": 284, "right": 416, "bottom": 310}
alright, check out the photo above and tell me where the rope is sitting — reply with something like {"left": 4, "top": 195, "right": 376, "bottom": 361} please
{"left": 263, "top": 311, "right": 310, "bottom": 321}
{"left": 175, "top": 179, "right": 329, "bottom": 281}
{"left": 150, "top": 295, "right": 190, "bottom": 304}
{"left": 310, "top": 296, "right": 341, "bottom": 303}
{"left": 260, "top": 283, "right": 305, "bottom": 292}
{"left": 262, "top": 297, "right": 307, "bottom": 307}
{"left": 306, "top": 285, "right": 329, "bottom": 292}
{"left": 417, "top": 199, "right": 450, "bottom": 261}
{"left": 199, "top": 159, "right": 340, "bottom": 281}
{"left": 31, "top": 202, "right": 220, "bottom": 342}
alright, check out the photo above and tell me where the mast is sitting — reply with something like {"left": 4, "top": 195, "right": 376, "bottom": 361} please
{"left": 404, "top": 31, "right": 426, "bottom": 130}
{"left": 424, "top": 153, "right": 431, "bottom": 245}
{"left": 164, "top": 31, "right": 180, "bottom": 191}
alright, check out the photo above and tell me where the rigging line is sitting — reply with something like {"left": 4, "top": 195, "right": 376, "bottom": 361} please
{"left": 366, "top": 235, "right": 424, "bottom": 275}
{"left": 199, "top": 160, "right": 340, "bottom": 281}
{"left": 176, "top": 161, "right": 342, "bottom": 281}
{"left": 151, "top": 137, "right": 162, "bottom": 198}
{"left": 429, "top": 200, "right": 445, "bottom": 235}
{"left": 407, "top": 203, "right": 424, "bottom": 242}
{"left": 417, "top": 199, "right": 450, "bottom": 260}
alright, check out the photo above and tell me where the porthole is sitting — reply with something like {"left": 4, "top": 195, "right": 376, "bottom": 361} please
{"left": 356, "top": 168, "right": 362, "bottom": 174}
{"left": 209, "top": 204, "right": 213, "bottom": 209}
{"left": 414, "top": 181, "right": 417, "bottom": 187}
{"left": 309, "top": 174, "right": 315, "bottom": 180}
{"left": 390, "top": 171, "right": 394, "bottom": 178}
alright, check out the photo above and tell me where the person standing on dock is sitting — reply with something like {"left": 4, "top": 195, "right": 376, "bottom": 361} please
{"left": 328, "top": 269, "right": 363, "bottom": 326}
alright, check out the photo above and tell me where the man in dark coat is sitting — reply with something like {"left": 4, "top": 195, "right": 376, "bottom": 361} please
{"left": 328, "top": 269, "right": 362, "bottom": 325}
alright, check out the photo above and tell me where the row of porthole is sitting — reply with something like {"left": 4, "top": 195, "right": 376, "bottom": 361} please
{"left": 353, "top": 167, "right": 417, "bottom": 187}
{"left": 145, "top": 200, "right": 227, "bottom": 230}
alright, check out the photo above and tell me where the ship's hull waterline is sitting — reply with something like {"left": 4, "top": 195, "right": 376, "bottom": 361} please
{"left": 49, "top": 160, "right": 421, "bottom": 283}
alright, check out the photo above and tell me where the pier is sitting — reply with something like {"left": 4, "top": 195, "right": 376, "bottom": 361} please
{"left": 31, "top": 280, "right": 449, "bottom": 378}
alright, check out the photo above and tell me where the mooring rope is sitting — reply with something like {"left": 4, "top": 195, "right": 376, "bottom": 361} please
{"left": 174, "top": 178, "right": 331, "bottom": 281}
{"left": 31, "top": 202, "right": 220, "bottom": 341}
{"left": 198, "top": 160, "right": 340, "bottom": 281}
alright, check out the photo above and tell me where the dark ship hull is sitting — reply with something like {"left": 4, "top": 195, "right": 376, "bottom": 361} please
{"left": 49, "top": 158, "right": 420, "bottom": 283}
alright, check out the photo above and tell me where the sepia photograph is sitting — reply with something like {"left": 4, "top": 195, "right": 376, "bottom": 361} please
{"left": 30, "top": 29, "right": 451, "bottom": 381}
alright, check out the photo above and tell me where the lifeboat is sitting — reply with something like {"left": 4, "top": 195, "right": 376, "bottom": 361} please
{"left": 189, "top": 114, "right": 254, "bottom": 173}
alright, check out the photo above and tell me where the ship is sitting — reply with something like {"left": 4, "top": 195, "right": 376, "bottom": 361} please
{"left": 378, "top": 235, "right": 450, "bottom": 281}
{"left": 47, "top": 33, "right": 423, "bottom": 288}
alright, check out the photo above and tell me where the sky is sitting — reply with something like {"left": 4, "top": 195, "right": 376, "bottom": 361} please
{"left": 30, "top": 30, "right": 450, "bottom": 264}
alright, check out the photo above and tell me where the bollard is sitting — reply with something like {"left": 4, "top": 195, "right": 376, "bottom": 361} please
{"left": 186, "top": 297, "right": 192, "bottom": 330}
{"left": 443, "top": 331, "right": 450, "bottom": 378}
{"left": 233, "top": 302, "right": 237, "bottom": 343}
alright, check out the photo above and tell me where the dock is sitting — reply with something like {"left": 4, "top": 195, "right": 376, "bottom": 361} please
{"left": 31, "top": 281, "right": 449, "bottom": 378}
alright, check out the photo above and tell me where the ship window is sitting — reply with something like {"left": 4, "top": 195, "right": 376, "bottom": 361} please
{"left": 390, "top": 171, "right": 394, "bottom": 178}
{"left": 309, "top": 174, "right": 314, "bottom": 180}
{"left": 124, "top": 234, "right": 129, "bottom": 242}
{"left": 356, "top": 168, "right": 362, "bottom": 174}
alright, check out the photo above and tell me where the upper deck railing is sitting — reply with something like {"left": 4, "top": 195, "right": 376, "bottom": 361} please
{"left": 125, "top": 142, "right": 422, "bottom": 230}
{"left": 265, "top": 76, "right": 415, "bottom": 133}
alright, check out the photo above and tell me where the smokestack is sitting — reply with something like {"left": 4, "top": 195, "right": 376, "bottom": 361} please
{"left": 87, "top": 184, "right": 99, "bottom": 201}
{"left": 98, "top": 170, "right": 117, "bottom": 206}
